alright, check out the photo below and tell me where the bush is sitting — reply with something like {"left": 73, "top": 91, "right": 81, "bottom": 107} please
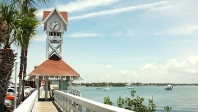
{"left": 104, "top": 90, "right": 171, "bottom": 112}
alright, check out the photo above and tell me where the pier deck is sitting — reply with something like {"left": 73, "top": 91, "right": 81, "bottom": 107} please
{"left": 34, "top": 91, "right": 61, "bottom": 112}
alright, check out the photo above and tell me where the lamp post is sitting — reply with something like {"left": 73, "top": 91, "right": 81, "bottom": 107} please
{"left": 14, "top": 43, "right": 19, "bottom": 110}
{"left": 14, "top": 60, "right": 18, "bottom": 109}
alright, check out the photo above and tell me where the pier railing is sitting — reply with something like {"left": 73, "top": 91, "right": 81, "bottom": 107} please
{"left": 14, "top": 86, "right": 44, "bottom": 112}
{"left": 54, "top": 90, "right": 133, "bottom": 112}
{"left": 50, "top": 85, "right": 81, "bottom": 97}
{"left": 14, "top": 86, "right": 133, "bottom": 112}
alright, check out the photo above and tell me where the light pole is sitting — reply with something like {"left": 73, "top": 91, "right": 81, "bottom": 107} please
{"left": 14, "top": 43, "right": 19, "bottom": 110}
{"left": 14, "top": 60, "right": 18, "bottom": 109}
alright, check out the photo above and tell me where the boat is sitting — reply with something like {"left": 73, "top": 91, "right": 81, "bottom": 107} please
{"left": 128, "top": 86, "right": 135, "bottom": 89}
{"left": 127, "top": 83, "right": 135, "bottom": 89}
{"left": 96, "top": 77, "right": 101, "bottom": 89}
{"left": 96, "top": 87, "right": 101, "bottom": 89}
{"left": 164, "top": 84, "right": 173, "bottom": 90}
{"left": 104, "top": 79, "right": 110, "bottom": 91}
{"left": 104, "top": 88, "right": 110, "bottom": 91}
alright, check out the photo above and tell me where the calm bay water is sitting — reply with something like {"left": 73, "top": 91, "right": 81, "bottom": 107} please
{"left": 73, "top": 86, "right": 198, "bottom": 112}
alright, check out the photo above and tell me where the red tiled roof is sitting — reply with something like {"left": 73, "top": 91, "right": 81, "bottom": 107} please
{"left": 42, "top": 11, "right": 68, "bottom": 22}
{"left": 42, "top": 11, "right": 51, "bottom": 21}
{"left": 28, "top": 60, "right": 80, "bottom": 76}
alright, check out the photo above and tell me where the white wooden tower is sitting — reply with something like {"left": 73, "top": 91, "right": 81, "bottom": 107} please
{"left": 42, "top": 8, "right": 68, "bottom": 59}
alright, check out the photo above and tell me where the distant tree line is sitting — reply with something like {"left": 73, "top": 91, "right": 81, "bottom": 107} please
{"left": 72, "top": 82, "right": 197, "bottom": 87}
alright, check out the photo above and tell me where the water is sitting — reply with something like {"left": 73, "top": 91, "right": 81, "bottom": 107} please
{"left": 73, "top": 86, "right": 198, "bottom": 112}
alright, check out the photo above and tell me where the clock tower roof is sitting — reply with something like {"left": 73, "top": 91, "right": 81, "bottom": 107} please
{"left": 42, "top": 7, "right": 68, "bottom": 23}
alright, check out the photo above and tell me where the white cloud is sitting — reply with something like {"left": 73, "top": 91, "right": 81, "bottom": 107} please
{"left": 132, "top": 71, "right": 138, "bottom": 77}
{"left": 106, "top": 65, "right": 112, "bottom": 68}
{"left": 68, "top": 32, "right": 104, "bottom": 38}
{"left": 120, "top": 70, "right": 128, "bottom": 74}
{"left": 161, "top": 56, "right": 198, "bottom": 74}
{"left": 106, "top": 74, "right": 111, "bottom": 78}
{"left": 37, "top": 0, "right": 120, "bottom": 18}
{"left": 60, "top": 0, "right": 120, "bottom": 12}
{"left": 167, "top": 24, "right": 198, "bottom": 36}
{"left": 112, "top": 31, "right": 122, "bottom": 37}
{"left": 154, "top": 32, "right": 162, "bottom": 35}
{"left": 187, "top": 56, "right": 198, "bottom": 65}
{"left": 145, "top": 0, "right": 198, "bottom": 36}
{"left": 142, "top": 63, "right": 157, "bottom": 70}
{"left": 69, "top": 1, "right": 167, "bottom": 20}
{"left": 126, "top": 29, "right": 135, "bottom": 37}
{"left": 135, "top": 56, "right": 198, "bottom": 81}
{"left": 165, "top": 59, "right": 188, "bottom": 69}
{"left": 93, "top": 64, "right": 99, "bottom": 67}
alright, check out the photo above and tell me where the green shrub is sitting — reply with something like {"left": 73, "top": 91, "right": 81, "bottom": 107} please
{"left": 104, "top": 90, "right": 171, "bottom": 112}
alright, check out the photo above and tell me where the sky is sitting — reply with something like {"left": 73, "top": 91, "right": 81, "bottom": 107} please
{"left": 11, "top": 0, "right": 198, "bottom": 83}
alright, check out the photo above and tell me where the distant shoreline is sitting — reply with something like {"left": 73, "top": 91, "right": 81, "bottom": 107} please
{"left": 72, "top": 82, "right": 198, "bottom": 87}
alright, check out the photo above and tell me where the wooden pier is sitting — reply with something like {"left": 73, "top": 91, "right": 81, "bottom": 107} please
{"left": 34, "top": 91, "right": 61, "bottom": 112}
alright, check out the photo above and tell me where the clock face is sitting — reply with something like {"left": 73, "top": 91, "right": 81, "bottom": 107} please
{"left": 49, "top": 21, "right": 61, "bottom": 31}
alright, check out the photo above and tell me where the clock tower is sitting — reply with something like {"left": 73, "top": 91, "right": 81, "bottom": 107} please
{"left": 42, "top": 8, "right": 68, "bottom": 59}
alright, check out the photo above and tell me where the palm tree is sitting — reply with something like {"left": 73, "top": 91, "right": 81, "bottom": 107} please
{"left": 0, "top": 0, "right": 50, "bottom": 110}
{"left": 0, "top": 2, "right": 19, "bottom": 111}
{"left": 16, "top": 8, "right": 40, "bottom": 101}
{"left": 14, "top": 0, "right": 50, "bottom": 102}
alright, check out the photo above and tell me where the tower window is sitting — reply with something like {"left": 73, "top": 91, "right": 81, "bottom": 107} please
{"left": 49, "top": 32, "right": 61, "bottom": 38}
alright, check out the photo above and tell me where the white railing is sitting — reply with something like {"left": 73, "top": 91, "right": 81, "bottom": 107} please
{"left": 14, "top": 86, "right": 44, "bottom": 112}
{"left": 54, "top": 90, "right": 133, "bottom": 112}
{"left": 50, "top": 85, "right": 81, "bottom": 97}
{"left": 63, "top": 89, "right": 81, "bottom": 96}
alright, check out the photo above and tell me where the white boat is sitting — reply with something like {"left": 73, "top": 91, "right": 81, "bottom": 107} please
{"left": 104, "top": 87, "right": 110, "bottom": 91}
{"left": 127, "top": 86, "right": 135, "bottom": 89}
{"left": 96, "top": 77, "right": 101, "bottom": 89}
{"left": 104, "top": 79, "right": 110, "bottom": 91}
{"left": 96, "top": 87, "right": 101, "bottom": 89}
{"left": 127, "top": 83, "right": 135, "bottom": 89}
{"left": 164, "top": 85, "right": 173, "bottom": 90}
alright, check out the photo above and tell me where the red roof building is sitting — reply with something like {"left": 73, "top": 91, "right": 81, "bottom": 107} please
{"left": 29, "top": 54, "right": 80, "bottom": 77}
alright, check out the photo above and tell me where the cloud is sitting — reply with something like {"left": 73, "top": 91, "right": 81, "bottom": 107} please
{"left": 187, "top": 56, "right": 198, "bottom": 65}
{"left": 93, "top": 64, "right": 99, "bottom": 67}
{"left": 69, "top": 1, "right": 167, "bottom": 20}
{"left": 126, "top": 29, "right": 135, "bottom": 37}
{"left": 106, "top": 64, "right": 112, "bottom": 68}
{"left": 165, "top": 59, "right": 188, "bottom": 69}
{"left": 167, "top": 24, "right": 198, "bottom": 36}
{"left": 136, "top": 55, "right": 198, "bottom": 80}
{"left": 154, "top": 32, "right": 162, "bottom": 35}
{"left": 132, "top": 71, "right": 138, "bottom": 77}
{"left": 116, "top": 70, "right": 129, "bottom": 77}
{"left": 145, "top": 0, "right": 198, "bottom": 36}
{"left": 120, "top": 70, "right": 128, "bottom": 74}
{"left": 36, "top": 0, "right": 120, "bottom": 18}
{"left": 106, "top": 74, "right": 111, "bottom": 78}
{"left": 162, "top": 56, "right": 198, "bottom": 74}
{"left": 142, "top": 63, "right": 157, "bottom": 70}
{"left": 112, "top": 31, "right": 122, "bottom": 37}
{"left": 68, "top": 32, "right": 104, "bottom": 38}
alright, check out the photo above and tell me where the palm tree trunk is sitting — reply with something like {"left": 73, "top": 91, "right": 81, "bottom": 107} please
{"left": 18, "top": 48, "right": 24, "bottom": 102}
{"left": 0, "top": 48, "right": 15, "bottom": 112}
{"left": 22, "top": 48, "right": 28, "bottom": 101}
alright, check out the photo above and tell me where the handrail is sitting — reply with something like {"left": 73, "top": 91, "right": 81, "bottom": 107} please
{"left": 14, "top": 90, "right": 38, "bottom": 112}
{"left": 54, "top": 90, "right": 133, "bottom": 112}
{"left": 14, "top": 86, "right": 44, "bottom": 112}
